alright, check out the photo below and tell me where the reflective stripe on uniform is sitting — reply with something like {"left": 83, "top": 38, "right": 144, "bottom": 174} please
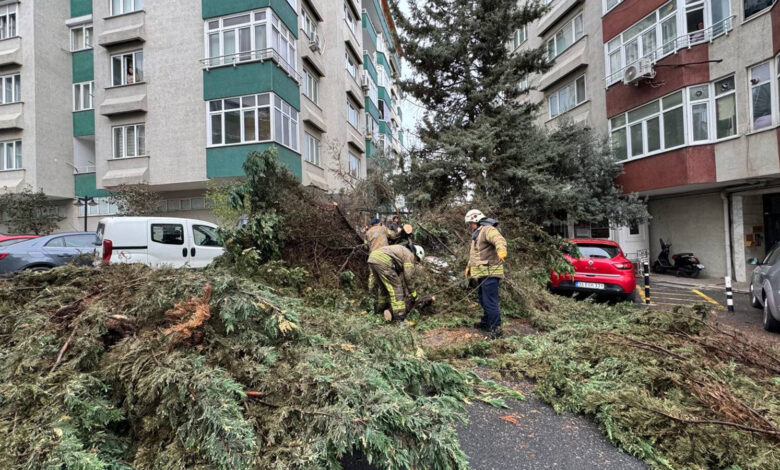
{"left": 369, "top": 251, "right": 393, "bottom": 267}
{"left": 470, "top": 265, "right": 504, "bottom": 278}
{"left": 381, "top": 276, "right": 406, "bottom": 314}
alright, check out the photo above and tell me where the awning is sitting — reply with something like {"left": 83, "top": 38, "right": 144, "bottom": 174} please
{"left": 305, "top": 171, "right": 329, "bottom": 191}
{"left": 0, "top": 171, "right": 25, "bottom": 193}
{"left": 101, "top": 167, "right": 148, "bottom": 187}
{"left": 100, "top": 94, "right": 147, "bottom": 116}
{"left": 0, "top": 111, "right": 23, "bottom": 130}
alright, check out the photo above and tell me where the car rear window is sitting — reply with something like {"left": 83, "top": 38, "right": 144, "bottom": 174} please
{"left": 575, "top": 243, "right": 621, "bottom": 259}
{"left": 65, "top": 234, "right": 98, "bottom": 248}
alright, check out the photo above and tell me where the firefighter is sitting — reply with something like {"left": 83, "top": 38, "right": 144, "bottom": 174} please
{"left": 365, "top": 218, "right": 389, "bottom": 253}
{"left": 386, "top": 215, "right": 403, "bottom": 243}
{"left": 464, "top": 209, "right": 507, "bottom": 338}
{"left": 368, "top": 243, "right": 425, "bottom": 322}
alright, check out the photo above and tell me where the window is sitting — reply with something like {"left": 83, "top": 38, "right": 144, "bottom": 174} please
{"left": 274, "top": 94, "right": 299, "bottom": 150}
{"left": 193, "top": 225, "right": 223, "bottom": 247}
{"left": 303, "top": 132, "right": 320, "bottom": 165}
{"left": 151, "top": 224, "right": 184, "bottom": 245}
{"left": 73, "top": 82, "right": 93, "bottom": 111}
{"left": 344, "top": 2, "right": 358, "bottom": 36}
{"left": 347, "top": 99, "right": 359, "bottom": 128}
{"left": 744, "top": 0, "right": 773, "bottom": 19}
{"left": 605, "top": 1, "right": 733, "bottom": 85}
{"left": 366, "top": 115, "right": 379, "bottom": 141}
{"left": 604, "top": 0, "right": 625, "bottom": 13}
{"left": 111, "top": 51, "right": 143, "bottom": 86}
{"left": 70, "top": 24, "right": 93, "bottom": 51}
{"left": 0, "top": 74, "right": 20, "bottom": 105}
{"left": 65, "top": 234, "right": 99, "bottom": 248}
{"left": 205, "top": 9, "right": 296, "bottom": 74}
{"left": 751, "top": 62, "right": 772, "bottom": 130}
{"left": 157, "top": 197, "right": 207, "bottom": 212}
{"left": 303, "top": 69, "right": 319, "bottom": 104}
{"left": 546, "top": 14, "right": 584, "bottom": 61}
{"left": 0, "top": 140, "right": 21, "bottom": 170}
{"left": 0, "top": 4, "right": 17, "bottom": 40}
{"left": 112, "top": 124, "right": 146, "bottom": 159}
{"left": 348, "top": 153, "right": 360, "bottom": 178}
{"left": 208, "top": 93, "right": 272, "bottom": 146}
{"left": 111, "top": 0, "right": 143, "bottom": 16}
{"left": 79, "top": 197, "right": 118, "bottom": 217}
{"left": 346, "top": 52, "right": 357, "bottom": 79}
{"left": 610, "top": 77, "right": 738, "bottom": 160}
{"left": 302, "top": 9, "right": 316, "bottom": 38}
{"left": 549, "top": 75, "right": 586, "bottom": 118}
{"left": 512, "top": 26, "right": 527, "bottom": 50}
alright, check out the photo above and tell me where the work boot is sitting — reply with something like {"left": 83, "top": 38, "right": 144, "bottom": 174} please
{"left": 473, "top": 322, "right": 489, "bottom": 332}
{"left": 486, "top": 327, "right": 503, "bottom": 340}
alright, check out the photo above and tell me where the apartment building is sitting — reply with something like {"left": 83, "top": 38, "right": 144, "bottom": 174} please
{"left": 0, "top": 0, "right": 403, "bottom": 233}
{"left": 517, "top": 0, "right": 780, "bottom": 282}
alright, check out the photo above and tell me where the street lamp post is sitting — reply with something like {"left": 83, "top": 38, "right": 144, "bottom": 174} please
{"left": 74, "top": 196, "right": 98, "bottom": 232}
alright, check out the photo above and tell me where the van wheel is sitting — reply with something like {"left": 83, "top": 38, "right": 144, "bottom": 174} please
{"left": 764, "top": 298, "right": 780, "bottom": 333}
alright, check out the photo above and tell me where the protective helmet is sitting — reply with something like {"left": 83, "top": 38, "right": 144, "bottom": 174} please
{"left": 414, "top": 245, "right": 425, "bottom": 261}
{"left": 465, "top": 209, "right": 486, "bottom": 224}
{"left": 370, "top": 218, "right": 380, "bottom": 225}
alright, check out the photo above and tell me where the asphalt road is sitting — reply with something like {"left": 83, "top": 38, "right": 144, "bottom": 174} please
{"left": 456, "top": 380, "right": 647, "bottom": 470}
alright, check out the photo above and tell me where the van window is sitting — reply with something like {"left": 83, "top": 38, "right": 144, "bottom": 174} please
{"left": 193, "top": 225, "right": 222, "bottom": 247}
{"left": 151, "top": 224, "right": 184, "bottom": 245}
{"left": 95, "top": 223, "right": 105, "bottom": 245}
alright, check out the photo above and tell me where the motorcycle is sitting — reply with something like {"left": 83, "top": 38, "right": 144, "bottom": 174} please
{"left": 652, "top": 238, "right": 705, "bottom": 278}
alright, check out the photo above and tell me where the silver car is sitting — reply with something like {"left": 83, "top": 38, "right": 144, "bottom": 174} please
{"left": 0, "top": 232, "right": 96, "bottom": 275}
{"left": 748, "top": 247, "right": 780, "bottom": 333}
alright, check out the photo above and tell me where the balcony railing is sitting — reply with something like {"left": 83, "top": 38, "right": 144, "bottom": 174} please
{"left": 605, "top": 15, "right": 735, "bottom": 86}
{"left": 200, "top": 48, "right": 301, "bottom": 83}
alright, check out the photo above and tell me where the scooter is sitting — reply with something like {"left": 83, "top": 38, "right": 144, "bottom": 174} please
{"left": 652, "top": 239, "right": 705, "bottom": 278}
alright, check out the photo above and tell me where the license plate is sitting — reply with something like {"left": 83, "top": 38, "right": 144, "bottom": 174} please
{"left": 576, "top": 282, "right": 605, "bottom": 290}
{"left": 696, "top": 264, "right": 705, "bottom": 269}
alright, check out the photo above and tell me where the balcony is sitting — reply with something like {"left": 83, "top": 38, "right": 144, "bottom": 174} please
{"left": 0, "top": 102, "right": 23, "bottom": 130}
{"left": 343, "top": 22, "right": 362, "bottom": 61}
{"left": 0, "top": 36, "right": 21, "bottom": 67}
{"left": 101, "top": 155, "right": 149, "bottom": 187}
{"left": 347, "top": 124, "right": 366, "bottom": 153}
{"left": 538, "top": 36, "right": 588, "bottom": 91}
{"left": 301, "top": 99, "right": 327, "bottom": 133}
{"left": 538, "top": 0, "right": 583, "bottom": 36}
{"left": 200, "top": 48, "right": 301, "bottom": 84}
{"left": 0, "top": 169, "right": 25, "bottom": 193}
{"left": 99, "top": 10, "right": 145, "bottom": 47}
{"left": 346, "top": 75, "right": 365, "bottom": 107}
{"left": 300, "top": 35, "right": 326, "bottom": 77}
{"left": 100, "top": 82, "right": 147, "bottom": 116}
{"left": 304, "top": 0, "right": 324, "bottom": 21}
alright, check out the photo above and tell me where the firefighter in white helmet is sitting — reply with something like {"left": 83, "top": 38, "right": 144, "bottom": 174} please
{"left": 464, "top": 209, "right": 507, "bottom": 338}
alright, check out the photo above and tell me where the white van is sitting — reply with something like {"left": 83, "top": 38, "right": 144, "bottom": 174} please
{"left": 95, "top": 217, "right": 224, "bottom": 268}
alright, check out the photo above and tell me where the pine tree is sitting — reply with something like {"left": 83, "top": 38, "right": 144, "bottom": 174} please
{"left": 393, "top": 0, "right": 647, "bottom": 226}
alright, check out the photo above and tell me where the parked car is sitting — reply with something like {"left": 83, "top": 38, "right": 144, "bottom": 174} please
{"left": 0, "top": 235, "right": 38, "bottom": 247}
{"left": 747, "top": 247, "right": 780, "bottom": 333}
{"left": 549, "top": 238, "right": 637, "bottom": 301}
{"left": 0, "top": 232, "right": 96, "bottom": 275}
{"left": 95, "top": 217, "right": 224, "bottom": 268}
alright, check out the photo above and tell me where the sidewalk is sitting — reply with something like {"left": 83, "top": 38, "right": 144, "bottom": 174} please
{"left": 649, "top": 273, "right": 749, "bottom": 294}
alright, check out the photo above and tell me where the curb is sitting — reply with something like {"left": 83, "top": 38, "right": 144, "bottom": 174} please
{"left": 653, "top": 279, "right": 750, "bottom": 295}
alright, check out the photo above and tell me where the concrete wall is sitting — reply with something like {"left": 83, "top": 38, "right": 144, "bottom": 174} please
{"left": 648, "top": 192, "right": 726, "bottom": 278}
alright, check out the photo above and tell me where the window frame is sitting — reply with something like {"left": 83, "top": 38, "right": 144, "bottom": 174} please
{"left": 750, "top": 60, "right": 774, "bottom": 131}
{"left": 72, "top": 81, "right": 94, "bottom": 112}
{"left": 603, "top": 0, "right": 625, "bottom": 14}
{"left": 347, "top": 98, "right": 360, "bottom": 129}
{"left": 0, "top": 73, "right": 20, "bottom": 105}
{"left": 546, "top": 13, "right": 584, "bottom": 61}
{"left": 512, "top": 26, "right": 527, "bottom": 50}
{"left": 0, "top": 139, "right": 21, "bottom": 171}
{"left": 348, "top": 153, "right": 360, "bottom": 178}
{"left": 303, "top": 132, "right": 321, "bottom": 166}
{"left": 70, "top": 24, "right": 93, "bottom": 52}
{"left": 112, "top": 123, "right": 146, "bottom": 159}
{"left": 344, "top": 2, "right": 358, "bottom": 37}
{"left": 110, "top": 0, "right": 143, "bottom": 17}
{"left": 609, "top": 75, "right": 739, "bottom": 162}
{"left": 150, "top": 223, "right": 184, "bottom": 246}
{"left": 0, "top": 4, "right": 17, "bottom": 40}
{"left": 303, "top": 68, "right": 319, "bottom": 104}
{"left": 548, "top": 74, "right": 587, "bottom": 119}
{"left": 744, "top": 0, "right": 773, "bottom": 20}
{"left": 110, "top": 50, "right": 144, "bottom": 87}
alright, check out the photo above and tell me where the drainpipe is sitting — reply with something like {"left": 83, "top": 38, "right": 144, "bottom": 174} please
{"left": 721, "top": 192, "right": 733, "bottom": 281}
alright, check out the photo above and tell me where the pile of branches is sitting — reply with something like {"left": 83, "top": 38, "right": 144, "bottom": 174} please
{"left": 0, "top": 263, "right": 508, "bottom": 470}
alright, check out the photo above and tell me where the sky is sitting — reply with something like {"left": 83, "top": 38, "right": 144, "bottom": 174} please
{"left": 396, "top": 0, "right": 426, "bottom": 151}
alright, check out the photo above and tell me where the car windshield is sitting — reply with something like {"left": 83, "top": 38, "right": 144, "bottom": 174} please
{"left": 575, "top": 243, "right": 620, "bottom": 259}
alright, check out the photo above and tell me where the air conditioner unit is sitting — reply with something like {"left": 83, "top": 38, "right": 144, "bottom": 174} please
{"left": 309, "top": 33, "right": 322, "bottom": 53}
{"left": 622, "top": 58, "right": 655, "bottom": 85}
{"left": 361, "top": 71, "right": 370, "bottom": 90}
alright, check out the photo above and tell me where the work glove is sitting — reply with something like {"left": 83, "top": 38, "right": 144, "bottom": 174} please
{"left": 411, "top": 291, "right": 418, "bottom": 300}
{"left": 464, "top": 266, "right": 471, "bottom": 278}
{"left": 497, "top": 247, "right": 507, "bottom": 262}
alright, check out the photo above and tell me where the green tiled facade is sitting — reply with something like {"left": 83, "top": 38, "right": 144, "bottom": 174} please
{"left": 207, "top": 144, "right": 302, "bottom": 180}
{"left": 74, "top": 173, "right": 110, "bottom": 198}
{"left": 72, "top": 50, "right": 94, "bottom": 83}
{"left": 70, "top": 0, "right": 92, "bottom": 17}
{"left": 203, "top": 61, "right": 300, "bottom": 110}
{"left": 73, "top": 110, "right": 95, "bottom": 137}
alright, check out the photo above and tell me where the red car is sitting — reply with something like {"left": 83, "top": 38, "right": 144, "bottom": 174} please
{"left": 0, "top": 235, "right": 38, "bottom": 247}
{"left": 549, "top": 238, "right": 636, "bottom": 301}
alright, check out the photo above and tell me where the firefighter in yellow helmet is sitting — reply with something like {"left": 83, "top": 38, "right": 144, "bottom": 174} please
{"left": 464, "top": 209, "right": 507, "bottom": 338}
{"left": 368, "top": 243, "right": 425, "bottom": 322}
